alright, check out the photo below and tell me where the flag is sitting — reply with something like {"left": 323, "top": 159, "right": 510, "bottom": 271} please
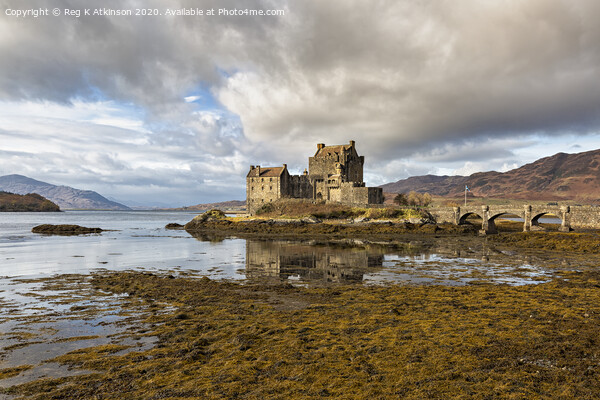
{"left": 465, "top": 185, "right": 470, "bottom": 191}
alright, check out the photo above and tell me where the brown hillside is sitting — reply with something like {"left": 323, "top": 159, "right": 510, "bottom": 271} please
{"left": 0, "top": 191, "right": 61, "bottom": 212}
{"left": 163, "top": 200, "right": 246, "bottom": 211}
{"left": 381, "top": 149, "right": 600, "bottom": 203}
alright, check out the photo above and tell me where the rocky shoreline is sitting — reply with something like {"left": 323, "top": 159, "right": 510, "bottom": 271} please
{"left": 184, "top": 209, "right": 476, "bottom": 240}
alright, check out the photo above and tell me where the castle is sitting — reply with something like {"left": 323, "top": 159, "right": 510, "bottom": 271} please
{"left": 246, "top": 140, "right": 384, "bottom": 214}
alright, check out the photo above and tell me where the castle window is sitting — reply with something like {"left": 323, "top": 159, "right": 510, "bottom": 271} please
{"left": 270, "top": 178, "right": 272, "bottom": 182}
{"left": 261, "top": 186, "right": 264, "bottom": 190}
{"left": 270, "top": 186, "right": 272, "bottom": 190}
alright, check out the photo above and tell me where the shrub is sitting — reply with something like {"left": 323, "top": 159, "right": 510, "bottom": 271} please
{"left": 255, "top": 202, "right": 276, "bottom": 215}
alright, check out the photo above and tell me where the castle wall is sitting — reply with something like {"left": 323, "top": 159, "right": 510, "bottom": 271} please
{"left": 368, "top": 187, "right": 384, "bottom": 204}
{"left": 308, "top": 156, "right": 339, "bottom": 181}
{"left": 284, "top": 175, "right": 313, "bottom": 198}
{"left": 308, "top": 150, "right": 364, "bottom": 182}
{"left": 246, "top": 175, "right": 282, "bottom": 214}
{"left": 345, "top": 155, "right": 364, "bottom": 182}
{"left": 246, "top": 141, "right": 383, "bottom": 215}
{"left": 327, "top": 183, "right": 382, "bottom": 206}
{"left": 313, "top": 179, "right": 328, "bottom": 200}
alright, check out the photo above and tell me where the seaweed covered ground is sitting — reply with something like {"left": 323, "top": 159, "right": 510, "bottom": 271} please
{"left": 185, "top": 219, "right": 476, "bottom": 240}
{"left": 490, "top": 231, "right": 600, "bottom": 253}
{"left": 3, "top": 269, "right": 600, "bottom": 399}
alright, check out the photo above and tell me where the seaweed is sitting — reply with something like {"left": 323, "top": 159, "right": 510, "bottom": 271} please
{"left": 4, "top": 271, "right": 600, "bottom": 399}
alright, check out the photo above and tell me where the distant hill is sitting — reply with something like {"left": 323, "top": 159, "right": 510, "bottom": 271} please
{"left": 381, "top": 149, "right": 600, "bottom": 202}
{"left": 164, "top": 200, "right": 246, "bottom": 211}
{"left": 0, "top": 191, "right": 61, "bottom": 212}
{"left": 0, "top": 175, "right": 131, "bottom": 210}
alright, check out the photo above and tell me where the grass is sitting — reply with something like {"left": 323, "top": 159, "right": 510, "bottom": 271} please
{"left": 3, "top": 270, "right": 600, "bottom": 399}
{"left": 254, "top": 199, "right": 426, "bottom": 220}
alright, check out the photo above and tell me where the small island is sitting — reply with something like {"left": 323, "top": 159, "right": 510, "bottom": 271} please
{"left": 0, "top": 191, "right": 60, "bottom": 212}
{"left": 31, "top": 224, "right": 103, "bottom": 235}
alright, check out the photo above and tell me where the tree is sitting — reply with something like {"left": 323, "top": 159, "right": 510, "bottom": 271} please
{"left": 407, "top": 191, "right": 420, "bottom": 206}
{"left": 393, "top": 193, "right": 408, "bottom": 206}
{"left": 421, "top": 193, "right": 432, "bottom": 207}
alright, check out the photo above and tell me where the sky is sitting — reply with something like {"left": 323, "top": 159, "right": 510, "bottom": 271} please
{"left": 1, "top": 0, "right": 600, "bottom": 207}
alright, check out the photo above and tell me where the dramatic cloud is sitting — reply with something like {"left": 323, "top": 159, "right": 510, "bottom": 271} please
{"left": 1, "top": 0, "right": 599, "bottom": 205}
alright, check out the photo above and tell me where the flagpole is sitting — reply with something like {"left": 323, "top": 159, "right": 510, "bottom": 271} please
{"left": 464, "top": 185, "right": 467, "bottom": 207}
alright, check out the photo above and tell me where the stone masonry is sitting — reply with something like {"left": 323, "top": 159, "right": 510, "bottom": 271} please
{"left": 246, "top": 140, "right": 383, "bottom": 214}
{"left": 429, "top": 204, "right": 600, "bottom": 233}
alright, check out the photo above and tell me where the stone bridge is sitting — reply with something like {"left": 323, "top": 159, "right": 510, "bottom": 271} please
{"left": 429, "top": 204, "right": 600, "bottom": 234}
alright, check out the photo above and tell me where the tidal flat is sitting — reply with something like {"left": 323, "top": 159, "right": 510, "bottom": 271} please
{"left": 1, "top": 246, "right": 600, "bottom": 398}
{"left": 2, "top": 211, "right": 600, "bottom": 399}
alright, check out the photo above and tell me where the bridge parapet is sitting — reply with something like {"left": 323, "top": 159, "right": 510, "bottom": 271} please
{"left": 427, "top": 204, "right": 596, "bottom": 234}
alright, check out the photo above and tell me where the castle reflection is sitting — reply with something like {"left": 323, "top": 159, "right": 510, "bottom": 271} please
{"left": 245, "top": 240, "right": 390, "bottom": 283}
{"left": 187, "top": 231, "right": 552, "bottom": 286}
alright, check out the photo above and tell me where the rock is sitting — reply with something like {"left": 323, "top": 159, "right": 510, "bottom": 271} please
{"left": 184, "top": 209, "right": 227, "bottom": 230}
{"left": 300, "top": 216, "right": 321, "bottom": 224}
{"left": 270, "top": 219, "right": 302, "bottom": 225}
{"left": 368, "top": 220, "right": 393, "bottom": 225}
{"left": 530, "top": 225, "right": 547, "bottom": 232}
{"left": 165, "top": 223, "right": 184, "bottom": 230}
{"left": 32, "top": 224, "right": 103, "bottom": 235}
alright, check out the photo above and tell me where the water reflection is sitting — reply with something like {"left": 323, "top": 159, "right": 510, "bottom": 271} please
{"left": 246, "top": 240, "right": 386, "bottom": 283}
{"left": 237, "top": 238, "right": 552, "bottom": 286}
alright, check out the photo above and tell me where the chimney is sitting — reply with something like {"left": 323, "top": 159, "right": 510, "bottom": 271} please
{"left": 349, "top": 140, "right": 355, "bottom": 147}
{"left": 303, "top": 168, "right": 308, "bottom": 175}
{"left": 283, "top": 163, "right": 287, "bottom": 169}
{"left": 250, "top": 165, "right": 255, "bottom": 171}
{"left": 257, "top": 165, "right": 261, "bottom": 175}
{"left": 317, "top": 143, "right": 325, "bottom": 150}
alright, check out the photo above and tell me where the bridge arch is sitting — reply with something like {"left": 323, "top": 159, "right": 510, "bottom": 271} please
{"left": 458, "top": 212, "right": 482, "bottom": 225}
{"left": 489, "top": 212, "right": 523, "bottom": 222}
{"left": 532, "top": 212, "right": 561, "bottom": 223}
{"left": 531, "top": 212, "right": 562, "bottom": 230}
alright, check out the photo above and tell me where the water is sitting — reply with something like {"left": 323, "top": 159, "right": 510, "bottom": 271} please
{"left": 0, "top": 211, "right": 246, "bottom": 278}
{"left": 0, "top": 211, "right": 571, "bottom": 389}
{"left": 0, "top": 211, "right": 557, "bottom": 285}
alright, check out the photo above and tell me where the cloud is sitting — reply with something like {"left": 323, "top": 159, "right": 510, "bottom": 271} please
{"left": 0, "top": 101, "right": 249, "bottom": 204}
{"left": 1, "top": 0, "right": 600, "bottom": 204}
{"left": 217, "top": 0, "right": 600, "bottom": 159}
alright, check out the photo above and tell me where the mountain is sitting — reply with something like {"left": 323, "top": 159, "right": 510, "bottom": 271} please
{"left": 163, "top": 200, "right": 246, "bottom": 211}
{"left": 381, "top": 149, "right": 600, "bottom": 202}
{"left": 107, "top": 197, "right": 172, "bottom": 209}
{"left": 0, "top": 175, "right": 131, "bottom": 210}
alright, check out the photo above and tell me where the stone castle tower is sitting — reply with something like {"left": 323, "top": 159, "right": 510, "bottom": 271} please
{"left": 246, "top": 140, "right": 383, "bottom": 214}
